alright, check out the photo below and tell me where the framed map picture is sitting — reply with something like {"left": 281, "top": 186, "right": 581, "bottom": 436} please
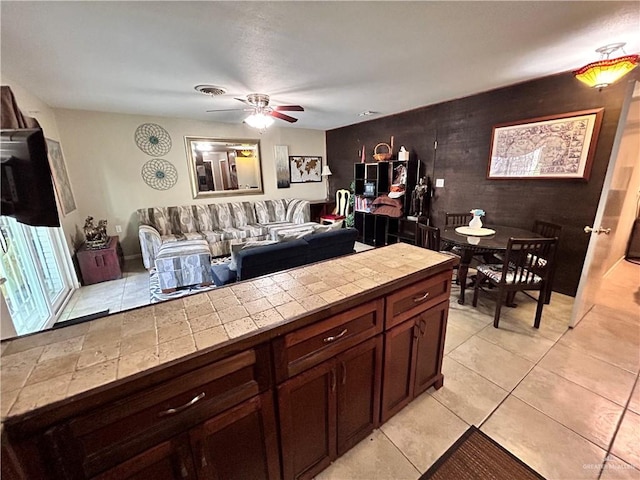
{"left": 289, "top": 156, "right": 322, "bottom": 183}
{"left": 487, "top": 108, "right": 603, "bottom": 180}
{"left": 46, "top": 138, "right": 77, "bottom": 215}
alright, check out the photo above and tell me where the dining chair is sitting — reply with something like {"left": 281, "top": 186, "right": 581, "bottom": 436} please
{"left": 445, "top": 212, "right": 473, "bottom": 227}
{"left": 532, "top": 220, "right": 562, "bottom": 304}
{"left": 472, "top": 237, "right": 558, "bottom": 329}
{"left": 417, "top": 224, "right": 460, "bottom": 281}
{"left": 320, "top": 189, "right": 350, "bottom": 225}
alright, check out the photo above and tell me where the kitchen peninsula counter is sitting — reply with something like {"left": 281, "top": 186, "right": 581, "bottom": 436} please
{"left": 1, "top": 243, "right": 456, "bottom": 480}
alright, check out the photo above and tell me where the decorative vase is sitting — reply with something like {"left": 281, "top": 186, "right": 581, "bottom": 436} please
{"left": 469, "top": 214, "right": 483, "bottom": 229}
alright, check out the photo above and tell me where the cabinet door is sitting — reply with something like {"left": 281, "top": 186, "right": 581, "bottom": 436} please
{"left": 380, "top": 319, "right": 419, "bottom": 423}
{"left": 336, "top": 336, "right": 382, "bottom": 455}
{"left": 414, "top": 301, "right": 448, "bottom": 396}
{"left": 93, "top": 434, "right": 195, "bottom": 480}
{"left": 278, "top": 361, "right": 336, "bottom": 480}
{"left": 189, "top": 393, "right": 280, "bottom": 480}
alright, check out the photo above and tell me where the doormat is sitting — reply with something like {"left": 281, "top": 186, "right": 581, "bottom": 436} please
{"left": 420, "top": 426, "right": 545, "bottom": 480}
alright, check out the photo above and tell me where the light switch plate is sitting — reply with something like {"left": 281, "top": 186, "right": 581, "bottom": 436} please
{"left": 435, "top": 178, "right": 445, "bottom": 188}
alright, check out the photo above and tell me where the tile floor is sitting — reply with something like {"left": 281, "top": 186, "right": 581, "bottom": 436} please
{"left": 57, "top": 253, "right": 639, "bottom": 480}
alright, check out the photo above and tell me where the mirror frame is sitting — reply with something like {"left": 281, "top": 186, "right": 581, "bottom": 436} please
{"left": 184, "top": 136, "right": 265, "bottom": 198}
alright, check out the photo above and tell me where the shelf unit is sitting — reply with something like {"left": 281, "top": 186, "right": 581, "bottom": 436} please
{"left": 353, "top": 159, "right": 418, "bottom": 246}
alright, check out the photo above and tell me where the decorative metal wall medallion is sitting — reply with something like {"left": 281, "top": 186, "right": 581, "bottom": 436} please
{"left": 134, "top": 123, "right": 172, "bottom": 156}
{"left": 141, "top": 158, "right": 178, "bottom": 190}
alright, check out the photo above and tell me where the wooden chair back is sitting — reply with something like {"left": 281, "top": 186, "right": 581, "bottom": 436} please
{"left": 532, "top": 220, "right": 562, "bottom": 239}
{"left": 335, "top": 189, "right": 351, "bottom": 216}
{"left": 500, "top": 237, "right": 558, "bottom": 286}
{"left": 417, "top": 224, "right": 441, "bottom": 251}
{"left": 445, "top": 212, "right": 473, "bottom": 227}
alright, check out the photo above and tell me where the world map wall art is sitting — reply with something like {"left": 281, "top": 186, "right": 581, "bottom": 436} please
{"left": 487, "top": 108, "right": 603, "bottom": 181}
{"left": 289, "top": 156, "right": 322, "bottom": 183}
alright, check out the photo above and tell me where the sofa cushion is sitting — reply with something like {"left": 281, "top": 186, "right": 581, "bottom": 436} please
{"left": 286, "top": 198, "right": 310, "bottom": 223}
{"left": 160, "top": 232, "right": 205, "bottom": 243}
{"left": 236, "top": 239, "right": 308, "bottom": 281}
{"left": 229, "top": 202, "right": 257, "bottom": 226}
{"left": 213, "top": 203, "right": 235, "bottom": 229}
{"left": 211, "top": 263, "right": 237, "bottom": 287}
{"left": 255, "top": 200, "right": 288, "bottom": 224}
{"left": 268, "top": 222, "right": 318, "bottom": 241}
{"left": 303, "top": 228, "right": 358, "bottom": 264}
{"left": 229, "top": 239, "right": 279, "bottom": 271}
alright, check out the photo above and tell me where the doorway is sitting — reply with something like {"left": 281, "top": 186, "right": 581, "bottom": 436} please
{"left": 0, "top": 216, "right": 75, "bottom": 337}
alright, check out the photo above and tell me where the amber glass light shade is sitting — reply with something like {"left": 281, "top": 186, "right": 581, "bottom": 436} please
{"left": 574, "top": 54, "right": 639, "bottom": 88}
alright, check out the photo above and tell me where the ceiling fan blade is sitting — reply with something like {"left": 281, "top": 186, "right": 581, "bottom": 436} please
{"left": 270, "top": 110, "right": 298, "bottom": 123}
{"left": 206, "top": 108, "right": 252, "bottom": 112}
{"left": 273, "top": 105, "right": 304, "bottom": 112}
{"left": 234, "top": 97, "right": 251, "bottom": 105}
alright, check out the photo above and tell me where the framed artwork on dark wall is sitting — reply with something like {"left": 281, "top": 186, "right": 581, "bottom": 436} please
{"left": 487, "top": 108, "right": 604, "bottom": 180}
{"left": 289, "top": 156, "right": 322, "bottom": 183}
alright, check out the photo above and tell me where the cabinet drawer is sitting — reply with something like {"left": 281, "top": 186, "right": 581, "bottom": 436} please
{"left": 385, "top": 271, "right": 451, "bottom": 329}
{"left": 64, "top": 348, "right": 269, "bottom": 478}
{"left": 274, "top": 299, "right": 384, "bottom": 382}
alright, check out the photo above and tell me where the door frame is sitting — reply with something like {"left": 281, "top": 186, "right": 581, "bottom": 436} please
{"left": 570, "top": 80, "right": 639, "bottom": 327}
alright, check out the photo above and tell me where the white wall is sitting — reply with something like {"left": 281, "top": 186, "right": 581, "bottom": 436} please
{"left": 52, "top": 109, "right": 327, "bottom": 257}
{"left": 3, "top": 77, "right": 83, "bottom": 255}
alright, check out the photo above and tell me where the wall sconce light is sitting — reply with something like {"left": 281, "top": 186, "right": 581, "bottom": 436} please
{"left": 574, "top": 42, "right": 639, "bottom": 89}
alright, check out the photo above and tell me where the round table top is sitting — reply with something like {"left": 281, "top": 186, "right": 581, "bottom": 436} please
{"left": 441, "top": 225, "right": 542, "bottom": 252}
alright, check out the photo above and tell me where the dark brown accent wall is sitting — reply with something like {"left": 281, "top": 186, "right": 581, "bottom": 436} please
{"left": 326, "top": 72, "right": 634, "bottom": 296}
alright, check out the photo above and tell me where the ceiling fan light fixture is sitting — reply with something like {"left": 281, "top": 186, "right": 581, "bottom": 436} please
{"left": 573, "top": 43, "right": 639, "bottom": 89}
{"left": 245, "top": 112, "right": 274, "bottom": 132}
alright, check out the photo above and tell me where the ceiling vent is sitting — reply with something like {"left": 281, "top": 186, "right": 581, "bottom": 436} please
{"left": 194, "top": 85, "right": 227, "bottom": 96}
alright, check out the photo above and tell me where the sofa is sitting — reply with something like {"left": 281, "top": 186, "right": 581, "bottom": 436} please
{"left": 137, "top": 199, "right": 312, "bottom": 270}
{"left": 211, "top": 228, "right": 358, "bottom": 286}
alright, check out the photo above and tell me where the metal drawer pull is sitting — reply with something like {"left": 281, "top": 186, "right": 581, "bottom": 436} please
{"left": 413, "top": 291, "right": 430, "bottom": 303}
{"left": 330, "top": 369, "right": 337, "bottom": 392}
{"left": 158, "top": 392, "right": 205, "bottom": 417}
{"left": 341, "top": 361, "right": 347, "bottom": 385}
{"left": 323, "top": 328, "right": 348, "bottom": 343}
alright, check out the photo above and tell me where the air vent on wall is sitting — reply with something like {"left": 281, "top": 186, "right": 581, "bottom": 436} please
{"left": 194, "top": 85, "right": 227, "bottom": 96}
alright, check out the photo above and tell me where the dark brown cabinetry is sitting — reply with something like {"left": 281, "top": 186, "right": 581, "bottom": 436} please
{"left": 278, "top": 336, "right": 382, "bottom": 480}
{"left": 2, "top": 254, "right": 455, "bottom": 480}
{"left": 381, "top": 301, "right": 449, "bottom": 423}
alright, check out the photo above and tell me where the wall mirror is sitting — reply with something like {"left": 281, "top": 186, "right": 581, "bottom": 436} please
{"left": 185, "top": 136, "right": 264, "bottom": 198}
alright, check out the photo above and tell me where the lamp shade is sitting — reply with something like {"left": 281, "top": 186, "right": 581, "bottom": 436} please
{"left": 245, "top": 112, "right": 274, "bottom": 130}
{"left": 574, "top": 54, "right": 639, "bottom": 89}
{"left": 321, "top": 165, "right": 333, "bottom": 176}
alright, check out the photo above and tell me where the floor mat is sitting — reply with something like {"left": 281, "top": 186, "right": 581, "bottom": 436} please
{"left": 420, "top": 426, "right": 545, "bottom": 480}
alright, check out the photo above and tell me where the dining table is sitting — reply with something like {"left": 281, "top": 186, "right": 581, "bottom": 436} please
{"left": 440, "top": 225, "right": 543, "bottom": 305}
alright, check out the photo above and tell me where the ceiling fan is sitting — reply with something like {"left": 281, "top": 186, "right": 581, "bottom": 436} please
{"left": 206, "top": 93, "right": 304, "bottom": 124}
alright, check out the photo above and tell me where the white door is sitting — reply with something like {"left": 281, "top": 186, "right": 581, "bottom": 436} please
{"left": 0, "top": 216, "right": 74, "bottom": 337}
{"left": 570, "top": 81, "right": 640, "bottom": 327}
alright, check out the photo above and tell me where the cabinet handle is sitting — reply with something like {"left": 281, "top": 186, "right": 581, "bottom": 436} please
{"left": 198, "top": 444, "right": 208, "bottom": 468}
{"left": 413, "top": 324, "right": 420, "bottom": 339}
{"left": 324, "top": 328, "right": 348, "bottom": 343}
{"left": 158, "top": 392, "right": 205, "bottom": 417}
{"left": 341, "top": 361, "right": 347, "bottom": 385}
{"left": 180, "top": 460, "right": 189, "bottom": 479}
{"left": 413, "top": 291, "right": 430, "bottom": 303}
{"left": 330, "top": 369, "right": 337, "bottom": 392}
{"left": 420, "top": 318, "right": 427, "bottom": 335}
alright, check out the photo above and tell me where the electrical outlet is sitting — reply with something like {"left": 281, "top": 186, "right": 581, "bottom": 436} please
{"left": 115, "top": 225, "right": 122, "bottom": 233}
{"left": 435, "top": 178, "right": 445, "bottom": 188}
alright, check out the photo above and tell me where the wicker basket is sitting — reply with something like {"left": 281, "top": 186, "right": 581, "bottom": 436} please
{"left": 373, "top": 143, "right": 392, "bottom": 162}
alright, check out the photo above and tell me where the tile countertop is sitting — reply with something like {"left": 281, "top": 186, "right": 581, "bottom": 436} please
{"left": 1, "top": 243, "right": 453, "bottom": 421}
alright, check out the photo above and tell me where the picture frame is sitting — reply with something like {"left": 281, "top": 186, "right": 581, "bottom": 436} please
{"left": 487, "top": 108, "right": 604, "bottom": 180}
{"left": 289, "top": 155, "right": 322, "bottom": 183}
{"left": 45, "top": 138, "right": 77, "bottom": 215}
{"left": 274, "top": 145, "right": 290, "bottom": 188}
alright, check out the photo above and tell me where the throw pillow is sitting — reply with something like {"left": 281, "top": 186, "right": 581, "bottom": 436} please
{"left": 228, "top": 240, "right": 278, "bottom": 271}
{"left": 313, "top": 220, "right": 344, "bottom": 233}
{"left": 277, "top": 228, "right": 315, "bottom": 242}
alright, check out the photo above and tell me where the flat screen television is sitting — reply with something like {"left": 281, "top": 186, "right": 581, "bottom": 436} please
{"left": 1, "top": 128, "right": 60, "bottom": 227}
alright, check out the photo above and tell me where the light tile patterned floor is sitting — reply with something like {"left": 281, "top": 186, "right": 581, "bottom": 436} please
{"left": 56, "top": 252, "right": 639, "bottom": 480}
